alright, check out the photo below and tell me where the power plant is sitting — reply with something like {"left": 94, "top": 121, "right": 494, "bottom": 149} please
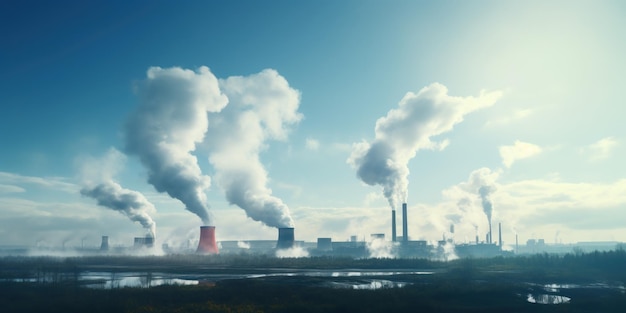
{"left": 134, "top": 236, "right": 154, "bottom": 249}
{"left": 100, "top": 236, "right": 109, "bottom": 251}
{"left": 276, "top": 227, "right": 295, "bottom": 249}
{"left": 80, "top": 201, "right": 530, "bottom": 259}
{"left": 196, "top": 226, "right": 219, "bottom": 254}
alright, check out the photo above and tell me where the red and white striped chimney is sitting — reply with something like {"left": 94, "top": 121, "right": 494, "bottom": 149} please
{"left": 196, "top": 226, "right": 219, "bottom": 254}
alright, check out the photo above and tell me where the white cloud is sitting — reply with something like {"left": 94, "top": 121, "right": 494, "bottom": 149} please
{"left": 580, "top": 137, "right": 618, "bottom": 161}
{"left": 0, "top": 184, "right": 25, "bottom": 194}
{"left": 499, "top": 140, "right": 542, "bottom": 168}
{"left": 0, "top": 171, "right": 78, "bottom": 193}
{"left": 305, "top": 138, "right": 320, "bottom": 151}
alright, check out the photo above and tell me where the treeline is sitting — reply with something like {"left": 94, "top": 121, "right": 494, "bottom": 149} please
{"left": 2, "top": 249, "right": 626, "bottom": 282}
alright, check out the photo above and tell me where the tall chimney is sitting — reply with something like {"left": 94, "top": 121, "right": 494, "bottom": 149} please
{"left": 196, "top": 226, "right": 219, "bottom": 254}
{"left": 100, "top": 236, "right": 109, "bottom": 251}
{"left": 488, "top": 222, "right": 492, "bottom": 244}
{"left": 515, "top": 234, "right": 519, "bottom": 254}
{"left": 402, "top": 203, "right": 408, "bottom": 243}
{"left": 391, "top": 210, "right": 397, "bottom": 242}
{"left": 276, "top": 227, "right": 295, "bottom": 249}
{"left": 498, "top": 222, "right": 502, "bottom": 248}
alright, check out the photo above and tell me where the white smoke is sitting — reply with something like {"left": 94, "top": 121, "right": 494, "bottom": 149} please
{"left": 237, "top": 241, "right": 251, "bottom": 249}
{"left": 206, "top": 69, "right": 302, "bottom": 228}
{"left": 125, "top": 66, "right": 227, "bottom": 225}
{"left": 276, "top": 246, "right": 309, "bottom": 258}
{"left": 81, "top": 182, "right": 156, "bottom": 238}
{"left": 348, "top": 83, "right": 502, "bottom": 210}
{"left": 78, "top": 148, "right": 157, "bottom": 238}
{"left": 441, "top": 241, "right": 458, "bottom": 261}
{"left": 366, "top": 238, "right": 396, "bottom": 258}
{"left": 438, "top": 167, "right": 501, "bottom": 241}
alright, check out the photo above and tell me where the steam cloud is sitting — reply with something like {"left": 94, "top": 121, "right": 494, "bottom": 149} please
{"left": 81, "top": 182, "right": 157, "bottom": 238}
{"left": 125, "top": 66, "right": 228, "bottom": 225}
{"left": 78, "top": 148, "right": 156, "bottom": 238}
{"left": 466, "top": 168, "right": 498, "bottom": 234}
{"left": 478, "top": 185, "right": 493, "bottom": 226}
{"left": 349, "top": 83, "right": 502, "bottom": 210}
{"left": 206, "top": 69, "right": 302, "bottom": 228}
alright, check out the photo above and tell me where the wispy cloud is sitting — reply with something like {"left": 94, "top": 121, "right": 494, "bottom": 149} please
{"left": 499, "top": 140, "right": 542, "bottom": 168}
{"left": 485, "top": 108, "right": 533, "bottom": 127}
{"left": 0, "top": 184, "right": 25, "bottom": 194}
{"left": 305, "top": 138, "right": 320, "bottom": 151}
{"left": 0, "top": 172, "right": 78, "bottom": 193}
{"left": 580, "top": 137, "right": 618, "bottom": 161}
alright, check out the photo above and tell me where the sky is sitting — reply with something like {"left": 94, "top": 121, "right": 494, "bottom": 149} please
{"left": 1, "top": 0, "right": 625, "bottom": 249}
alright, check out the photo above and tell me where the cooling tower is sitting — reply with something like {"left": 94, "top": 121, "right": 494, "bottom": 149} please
{"left": 100, "top": 236, "right": 109, "bottom": 251}
{"left": 276, "top": 227, "right": 295, "bottom": 249}
{"left": 196, "top": 226, "right": 219, "bottom": 254}
{"left": 391, "top": 210, "right": 397, "bottom": 242}
{"left": 402, "top": 203, "right": 408, "bottom": 243}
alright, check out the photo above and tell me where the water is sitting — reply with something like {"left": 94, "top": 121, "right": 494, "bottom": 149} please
{"left": 5, "top": 269, "right": 431, "bottom": 289}
{"left": 527, "top": 293, "right": 571, "bottom": 304}
{"left": 524, "top": 282, "right": 626, "bottom": 304}
{"left": 81, "top": 272, "right": 198, "bottom": 288}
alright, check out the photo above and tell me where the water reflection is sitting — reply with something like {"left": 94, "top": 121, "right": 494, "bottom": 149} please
{"left": 7, "top": 269, "right": 431, "bottom": 289}
{"left": 542, "top": 283, "right": 626, "bottom": 292}
{"left": 82, "top": 272, "right": 198, "bottom": 289}
{"left": 331, "top": 279, "right": 409, "bottom": 290}
{"left": 527, "top": 293, "right": 570, "bottom": 304}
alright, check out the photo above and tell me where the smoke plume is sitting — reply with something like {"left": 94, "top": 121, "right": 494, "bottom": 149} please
{"left": 465, "top": 168, "right": 499, "bottom": 233}
{"left": 206, "top": 69, "right": 302, "bottom": 228}
{"left": 81, "top": 181, "right": 156, "bottom": 238}
{"left": 125, "top": 66, "right": 227, "bottom": 225}
{"left": 348, "top": 83, "right": 501, "bottom": 210}
{"left": 78, "top": 148, "right": 156, "bottom": 238}
{"left": 478, "top": 185, "right": 493, "bottom": 226}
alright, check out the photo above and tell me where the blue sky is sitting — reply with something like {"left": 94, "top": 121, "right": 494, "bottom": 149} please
{"left": 1, "top": 0, "right": 625, "bottom": 249}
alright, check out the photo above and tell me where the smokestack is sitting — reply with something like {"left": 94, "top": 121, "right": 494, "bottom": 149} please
{"left": 196, "top": 226, "right": 219, "bottom": 254}
{"left": 402, "top": 203, "right": 408, "bottom": 243}
{"left": 515, "top": 234, "right": 519, "bottom": 254}
{"left": 391, "top": 210, "right": 397, "bottom": 242}
{"left": 489, "top": 222, "right": 492, "bottom": 244}
{"left": 100, "top": 236, "right": 109, "bottom": 251}
{"left": 276, "top": 227, "right": 295, "bottom": 249}
{"left": 498, "top": 222, "right": 502, "bottom": 248}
